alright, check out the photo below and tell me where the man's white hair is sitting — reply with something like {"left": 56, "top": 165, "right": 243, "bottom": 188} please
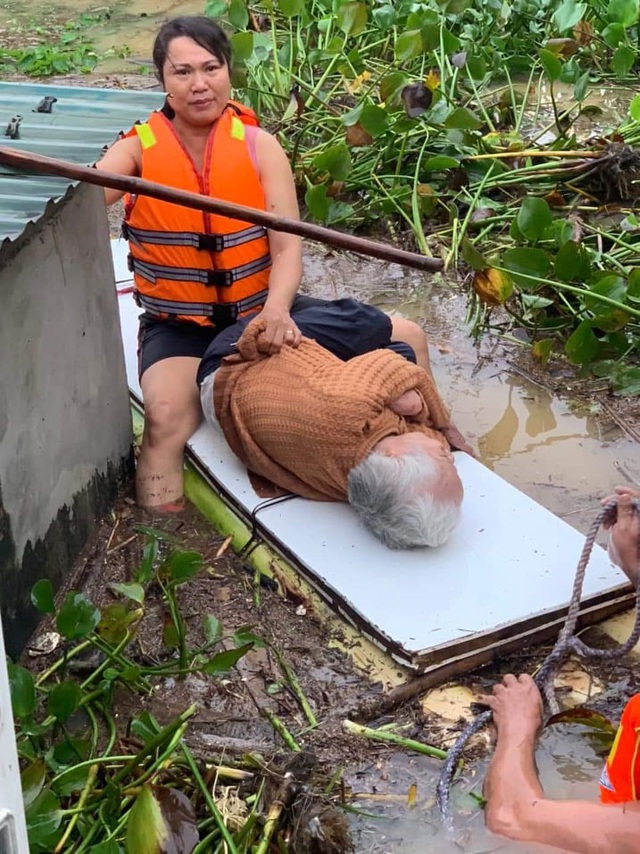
{"left": 347, "top": 450, "right": 461, "bottom": 549}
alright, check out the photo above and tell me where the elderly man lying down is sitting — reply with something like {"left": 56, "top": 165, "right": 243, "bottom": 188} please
{"left": 197, "top": 299, "right": 471, "bottom": 550}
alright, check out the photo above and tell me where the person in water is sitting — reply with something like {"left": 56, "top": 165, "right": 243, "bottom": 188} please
{"left": 99, "top": 15, "right": 435, "bottom": 510}
{"left": 481, "top": 486, "right": 640, "bottom": 853}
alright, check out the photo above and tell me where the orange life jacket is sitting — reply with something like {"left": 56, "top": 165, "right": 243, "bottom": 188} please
{"left": 600, "top": 693, "right": 640, "bottom": 803}
{"left": 123, "top": 102, "right": 271, "bottom": 328}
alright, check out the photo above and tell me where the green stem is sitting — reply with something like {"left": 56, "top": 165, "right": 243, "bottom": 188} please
{"left": 274, "top": 648, "right": 318, "bottom": 728}
{"left": 182, "top": 742, "right": 239, "bottom": 854}
{"left": 264, "top": 709, "right": 301, "bottom": 752}
{"left": 35, "top": 639, "right": 92, "bottom": 687}
{"left": 53, "top": 764, "right": 98, "bottom": 853}
{"left": 342, "top": 719, "right": 448, "bottom": 759}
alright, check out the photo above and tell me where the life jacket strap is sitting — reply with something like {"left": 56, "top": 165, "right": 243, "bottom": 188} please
{"left": 122, "top": 222, "right": 267, "bottom": 252}
{"left": 136, "top": 288, "right": 269, "bottom": 321}
{"left": 129, "top": 254, "right": 271, "bottom": 288}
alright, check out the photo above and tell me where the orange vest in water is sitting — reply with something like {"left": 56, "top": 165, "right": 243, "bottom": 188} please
{"left": 123, "top": 103, "right": 271, "bottom": 328}
{"left": 600, "top": 693, "right": 640, "bottom": 803}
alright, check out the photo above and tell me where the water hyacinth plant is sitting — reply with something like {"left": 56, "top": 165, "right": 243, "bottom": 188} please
{"left": 206, "top": 0, "right": 640, "bottom": 390}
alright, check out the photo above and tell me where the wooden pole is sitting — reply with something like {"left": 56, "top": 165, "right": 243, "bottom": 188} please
{"left": 0, "top": 146, "right": 443, "bottom": 272}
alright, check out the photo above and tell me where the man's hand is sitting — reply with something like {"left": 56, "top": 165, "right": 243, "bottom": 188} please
{"left": 389, "top": 390, "right": 423, "bottom": 417}
{"left": 257, "top": 302, "right": 302, "bottom": 354}
{"left": 478, "top": 674, "right": 543, "bottom": 740}
{"left": 602, "top": 486, "right": 640, "bottom": 586}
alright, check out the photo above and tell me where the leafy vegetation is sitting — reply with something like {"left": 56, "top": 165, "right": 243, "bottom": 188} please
{"left": 205, "top": 0, "right": 640, "bottom": 391}
{"left": 11, "top": 529, "right": 269, "bottom": 852}
{"left": 0, "top": 11, "right": 129, "bottom": 76}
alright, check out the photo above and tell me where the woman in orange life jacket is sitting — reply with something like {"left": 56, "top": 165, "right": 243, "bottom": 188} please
{"left": 98, "top": 16, "right": 434, "bottom": 510}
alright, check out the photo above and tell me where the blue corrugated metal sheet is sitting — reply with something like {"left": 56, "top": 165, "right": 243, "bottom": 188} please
{"left": 0, "top": 81, "right": 164, "bottom": 242}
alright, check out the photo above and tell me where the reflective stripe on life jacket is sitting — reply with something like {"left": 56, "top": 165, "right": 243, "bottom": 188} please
{"left": 124, "top": 103, "right": 271, "bottom": 328}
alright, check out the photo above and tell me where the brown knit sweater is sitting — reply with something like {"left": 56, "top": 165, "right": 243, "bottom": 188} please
{"left": 213, "top": 318, "right": 452, "bottom": 501}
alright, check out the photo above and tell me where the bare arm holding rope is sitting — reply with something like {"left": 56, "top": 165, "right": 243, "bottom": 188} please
{"left": 480, "top": 487, "right": 640, "bottom": 854}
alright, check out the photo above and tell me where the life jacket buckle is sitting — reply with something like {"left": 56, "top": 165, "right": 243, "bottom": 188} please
{"left": 198, "top": 233, "right": 226, "bottom": 252}
{"left": 207, "top": 270, "right": 234, "bottom": 288}
{"left": 209, "top": 303, "right": 238, "bottom": 327}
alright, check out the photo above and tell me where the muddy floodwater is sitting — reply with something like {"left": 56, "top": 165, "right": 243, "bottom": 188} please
{"left": 3, "top": 0, "right": 640, "bottom": 850}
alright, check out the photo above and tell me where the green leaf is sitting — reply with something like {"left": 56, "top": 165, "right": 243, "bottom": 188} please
{"left": 201, "top": 642, "right": 254, "bottom": 674}
{"left": 163, "top": 615, "right": 180, "bottom": 648}
{"left": 21, "top": 760, "right": 47, "bottom": 809}
{"left": 517, "top": 197, "right": 553, "bottom": 243}
{"left": 26, "top": 789, "right": 62, "bottom": 851}
{"left": 277, "top": 0, "right": 303, "bottom": 16}
{"left": 422, "top": 24, "right": 460, "bottom": 53}
{"left": 305, "top": 184, "right": 330, "bottom": 222}
{"left": 583, "top": 274, "right": 627, "bottom": 313}
{"left": 135, "top": 536, "right": 159, "bottom": 584}
{"left": 608, "top": 0, "right": 639, "bottom": 27}
{"left": 228, "top": 0, "right": 249, "bottom": 30}
{"left": 630, "top": 94, "right": 640, "bottom": 122}
{"left": 313, "top": 143, "right": 352, "bottom": 180}
{"left": 372, "top": 4, "right": 395, "bottom": 29}
{"left": 379, "top": 72, "right": 409, "bottom": 104}
{"left": 553, "top": 0, "right": 586, "bottom": 32}
{"left": 501, "top": 248, "right": 551, "bottom": 288}
{"left": 98, "top": 601, "right": 141, "bottom": 644}
{"left": 612, "top": 366, "right": 640, "bottom": 396}
{"left": 612, "top": 45, "right": 635, "bottom": 77}
{"left": 539, "top": 48, "right": 563, "bottom": 81}
{"left": 47, "top": 681, "right": 83, "bottom": 723}
{"left": 564, "top": 320, "right": 601, "bottom": 364}
{"left": 554, "top": 240, "right": 591, "bottom": 282}
{"left": 165, "top": 549, "right": 203, "bottom": 584}
{"left": 574, "top": 70, "right": 590, "bottom": 102}
{"left": 132, "top": 525, "right": 178, "bottom": 543}
{"left": 203, "top": 614, "right": 223, "bottom": 646}
{"left": 110, "top": 582, "right": 145, "bottom": 604}
{"left": 56, "top": 592, "right": 100, "bottom": 640}
{"left": 52, "top": 764, "right": 90, "bottom": 797}
{"left": 466, "top": 54, "right": 487, "bottom": 80}
{"left": 602, "top": 22, "right": 626, "bottom": 47}
{"left": 205, "top": 0, "right": 228, "bottom": 16}
{"left": 444, "top": 107, "right": 482, "bottom": 130}
{"left": 8, "top": 660, "right": 36, "bottom": 718}
{"left": 126, "top": 784, "right": 167, "bottom": 854}
{"left": 31, "top": 578, "right": 55, "bottom": 614}
{"left": 424, "top": 155, "right": 460, "bottom": 171}
{"left": 327, "top": 198, "right": 355, "bottom": 224}
{"left": 359, "top": 104, "right": 388, "bottom": 138}
{"left": 336, "top": 2, "right": 368, "bottom": 36}
{"left": 627, "top": 267, "right": 640, "bottom": 301}
{"left": 233, "top": 625, "right": 266, "bottom": 648}
{"left": 439, "top": 0, "right": 474, "bottom": 12}
{"left": 230, "top": 31, "right": 254, "bottom": 62}
{"left": 461, "top": 237, "right": 487, "bottom": 270}
{"left": 89, "top": 842, "right": 121, "bottom": 854}
{"left": 532, "top": 338, "right": 555, "bottom": 364}
{"left": 395, "top": 30, "right": 423, "bottom": 63}
{"left": 131, "top": 710, "right": 162, "bottom": 745}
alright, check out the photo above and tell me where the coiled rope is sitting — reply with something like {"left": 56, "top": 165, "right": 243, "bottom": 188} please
{"left": 437, "top": 496, "right": 640, "bottom": 831}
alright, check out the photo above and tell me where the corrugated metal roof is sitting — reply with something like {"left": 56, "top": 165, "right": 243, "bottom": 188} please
{"left": 0, "top": 81, "right": 164, "bottom": 242}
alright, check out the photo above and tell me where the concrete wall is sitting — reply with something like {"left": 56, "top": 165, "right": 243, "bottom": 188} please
{"left": 0, "top": 183, "right": 132, "bottom": 656}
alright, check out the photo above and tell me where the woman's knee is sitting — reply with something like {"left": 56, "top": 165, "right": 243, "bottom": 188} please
{"left": 143, "top": 395, "right": 201, "bottom": 448}
{"left": 391, "top": 317, "right": 427, "bottom": 347}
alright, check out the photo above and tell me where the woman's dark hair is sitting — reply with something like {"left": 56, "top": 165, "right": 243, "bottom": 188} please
{"left": 152, "top": 16, "right": 232, "bottom": 83}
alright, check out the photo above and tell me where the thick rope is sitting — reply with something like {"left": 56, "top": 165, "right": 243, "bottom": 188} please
{"left": 437, "top": 496, "right": 640, "bottom": 831}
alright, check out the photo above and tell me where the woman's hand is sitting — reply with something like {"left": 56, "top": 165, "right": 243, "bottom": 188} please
{"left": 443, "top": 422, "right": 475, "bottom": 456}
{"left": 257, "top": 302, "right": 302, "bottom": 353}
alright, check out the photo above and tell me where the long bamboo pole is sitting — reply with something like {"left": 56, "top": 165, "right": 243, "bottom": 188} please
{"left": 0, "top": 146, "right": 443, "bottom": 272}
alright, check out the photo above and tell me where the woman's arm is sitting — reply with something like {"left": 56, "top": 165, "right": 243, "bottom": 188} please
{"left": 95, "top": 135, "right": 141, "bottom": 205}
{"left": 254, "top": 130, "right": 303, "bottom": 353}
